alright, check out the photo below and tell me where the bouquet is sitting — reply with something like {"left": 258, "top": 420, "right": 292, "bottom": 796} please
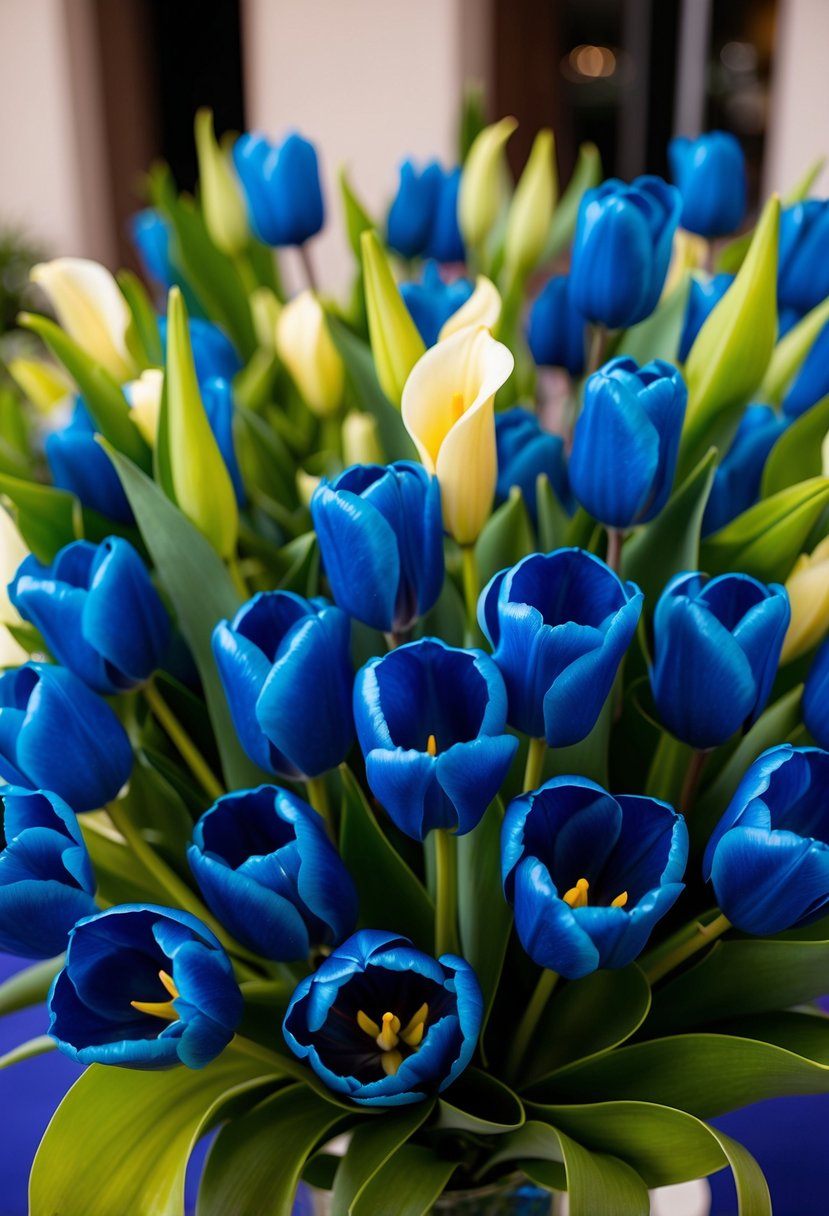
{"left": 2, "top": 105, "right": 829, "bottom": 1216}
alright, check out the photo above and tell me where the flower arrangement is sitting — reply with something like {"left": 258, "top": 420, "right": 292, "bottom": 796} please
{"left": 3, "top": 103, "right": 829, "bottom": 1215}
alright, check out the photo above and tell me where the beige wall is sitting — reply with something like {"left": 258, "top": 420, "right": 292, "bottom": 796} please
{"left": 765, "top": 0, "right": 829, "bottom": 197}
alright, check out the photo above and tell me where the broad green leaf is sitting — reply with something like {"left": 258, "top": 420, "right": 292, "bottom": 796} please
{"left": 761, "top": 394, "right": 829, "bottom": 496}
{"left": 330, "top": 1102, "right": 433, "bottom": 1216}
{"left": 81, "top": 811, "right": 171, "bottom": 906}
{"left": 30, "top": 1056, "right": 272, "bottom": 1216}
{"left": 327, "top": 314, "right": 415, "bottom": 462}
{"left": 0, "top": 1035, "right": 55, "bottom": 1069}
{"left": 544, "top": 142, "right": 602, "bottom": 262}
{"left": 0, "top": 472, "right": 78, "bottom": 560}
{"left": 475, "top": 488, "right": 535, "bottom": 589}
{"left": 435, "top": 1067, "right": 524, "bottom": 1134}
{"left": 644, "top": 732, "right": 692, "bottom": 804}
{"left": 340, "top": 167, "right": 376, "bottom": 260}
{"left": 350, "top": 1143, "right": 457, "bottom": 1216}
{"left": 197, "top": 1084, "right": 349, "bottom": 1216}
{"left": 536, "top": 475, "right": 571, "bottom": 552}
{"left": 760, "top": 295, "right": 829, "bottom": 406}
{"left": 359, "top": 230, "right": 426, "bottom": 406}
{"left": 0, "top": 955, "right": 63, "bottom": 1017}
{"left": 485, "top": 1120, "right": 566, "bottom": 1189}
{"left": 118, "top": 269, "right": 164, "bottom": 368}
{"left": 618, "top": 275, "right": 691, "bottom": 366}
{"left": 529, "top": 1125, "right": 649, "bottom": 1215}
{"left": 457, "top": 799, "right": 512, "bottom": 1037}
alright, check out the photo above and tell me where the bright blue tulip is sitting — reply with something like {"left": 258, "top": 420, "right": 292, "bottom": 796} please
{"left": 283, "top": 929, "right": 482, "bottom": 1106}
{"left": 310, "top": 461, "right": 444, "bottom": 634}
{"left": 400, "top": 261, "right": 473, "bottom": 347}
{"left": 158, "top": 315, "right": 242, "bottom": 385}
{"left": 48, "top": 904, "right": 242, "bottom": 1068}
{"left": 701, "top": 404, "right": 787, "bottom": 535}
{"left": 188, "top": 785, "right": 358, "bottom": 962}
{"left": 387, "top": 161, "right": 464, "bottom": 263}
{"left": 424, "top": 166, "right": 464, "bottom": 264}
{"left": 10, "top": 537, "right": 170, "bottom": 695}
{"left": 213, "top": 591, "right": 353, "bottom": 780}
{"left": 495, "top": 407, "right": 572, "bottom": 524}
{"left": 502, "top": 776, "right": 687, "bottom": 979}
{"left": 130, "top": 209, "right": 174, "bottom": 289}
{"left": 570, "top": 176, "right": 681, "bottom": 329}
{"left": 200, "top": 376, "right": 246, "bottom": 506}
{"left": 804, "top": 636, "right": 829, "bottom": 747}
{"left": 778, "top": 200, "right": 829, "bottom": 315}
{"left": 704, "top": 745, "right": 829, "bottom": 935}
{"left": 233, "top": 131, "right": 324, "bottom": 247}
{"left": 669, "top": 131, "right": 747, "bottom": 237}
{"left": 526, "top": 275, "right": 586, "bottom": 376}
{"left": 46, "top": 399, "right": 133, "bottom": 524}
{"left": 783, "top": 319, "right": 829, "bottom": 418}
{"left": 650, "top": 571, "right": 790, "bottom": 750}
{"left": 479, "top": 549, "right": 642, "bottom": 747}
{"left": 678, "top": 273, "right": 734, "bottom": 362}
{"left": 0, "top": 663, "right": 133, "bottom": 812}
{"left": 0, "top": 786, "right": 97, "bottom": 958}
{"left": 353, "top": 638, "right": 517, "bottom": 841}
{"left": 569, "top": 356, "right": 687, "bottom": 528}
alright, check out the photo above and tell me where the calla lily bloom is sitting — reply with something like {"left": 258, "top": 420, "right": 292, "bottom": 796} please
{"left": 30, "top": 258, "right": 137, "bottom": 383}
{"left": 275, "top": 291, "right": 344, "bottom": 417}
{"left": 780, "top": 536, "right": 829, "bottom": 662}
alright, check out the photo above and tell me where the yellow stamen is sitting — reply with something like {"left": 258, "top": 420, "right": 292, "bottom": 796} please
{"left": 381, "top": 1049, "right": 403, "bottom": 1076}
{"left": 376, "top": 1011, "right": 401, "bottom": 1052}
{"left": 130, "top": 969, "right": 180, "bottom": 1021}
{"left": 426, "top": 733, "right": 438, "bottom": 757}
{"left": 357, "top": 1009, "right": 380, "bottom": 1039}
{"left": 451, "top": 390, "right": 465, "bottom": 421}
{"left": 158, "top": 969, "right": 179, "bottom": 999}
{"left": 563, "top": 877, "right": 590, "bottom": 909}
{"left": 357, "top": 1003, "right": 430, "bottom": 1074}
{"left": 400, "top": 1002, "right": 429, "bottom": 1047}
{"left": 611, "top": 890, "right": 629, "bottom": 908}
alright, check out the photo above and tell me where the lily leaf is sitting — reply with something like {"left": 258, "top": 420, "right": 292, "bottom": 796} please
{"left": 619, "top": 275, "right": 691, "bottom": 367}
{"left": 761, "top": 394, "right": 829, "bottom": 497}
{"left": 330, "top": 1102, "right": 434, "bottom": 1216}
{"left": 349, "top": 1144, "right": 457, "bottom": 1216}
{"left": 525, "top": 1125, "right": 649, "bottom": 1215}
{"left": 0, "top": 955, "right": 63, "bottom": 1017}
{"left": 435, "top": 1068, "right": 525, "bottom": 1135}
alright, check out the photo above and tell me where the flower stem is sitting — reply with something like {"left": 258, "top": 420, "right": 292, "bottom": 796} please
{"left": 587, "top": 324, "right": 608, "bottom": 375}
{"left": 143, "top": 680, "right": 225, "bottom": 803}
{"left": 299, "top": 242, "right": 318, "bottom": 292}
{"left": 679, "top": 749, "right": 709, "bottom": 817}
{"left": 523, "top": 737, "right": 547, "bottom": 793}
{"left": 229, "top": 1033, "right": 290, "bottom": 1073}
{"left": 643, "top": 912, "right": 731, "bottom": 984}
{"left": 460, "top": 545, "right": 479, "bottom": 646}
{"left": 505, "top": 968, "right": 559, "bottom": 1082}
{"left": 434, "top": 829, "right": 459, "bottom": 957}
{"left": 605, "top": 527, "right": 625, "bottom": 574}
{"left": 305, "top": 775, "right": 335, "bottom": 841}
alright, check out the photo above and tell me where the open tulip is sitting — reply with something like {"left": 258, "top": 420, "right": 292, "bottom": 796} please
{"left": 46, "top": 398, "right": 134, "bottom": 524}
{"left": 678, "top": 274, "right": 734, "bottom": 363}
{"left": 283, "top": 929, "right": 482, "bottom": 1106}
{"left": 48, "top": 904, "right": 242, "bottom": 1068}
{"left": 495, "top": 408, "right": 571, "bottom": 524}
{"left": 669, "top": 131, "right": 747, "bottom": 238}
{"left": 527, "top": 275, "right": 586, "bottom": 376}
{"left": 401, "top": 325, "right": 514, "bottom": 544}
{"left": 30, "top": 258, "right": 137, "bottom": 383}
{"left": 778, "top": 200, "right": 829, "bottom": 315}
{"left": 233, "top": 131, "right": 324, "bottom": 247}
{"left": 502, "top": 776, "right": 687, "bottom": 979}
{"left": 275, "top": 291, "right": 344, "bottom": 417}
{"left": 780, "top": 536, "right": 829, "bottom": 662}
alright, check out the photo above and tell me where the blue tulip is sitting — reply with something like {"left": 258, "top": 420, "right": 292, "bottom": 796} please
{"left": 0, "top": 786, "right": 98, "bottom": 958}
{"left": 130, "top": 209, "right": 174, "bottom": 289}
{"left": 48, "top": 904, "right": 242, "bottom": 1068}
{"left": 479, "top": 549, "right": 642, "bottom": 747}
{"left": 804, "top": 635, "right": 829, "bottom": 747}
{"left": 569, "top": 356, "right": 687, "bottom": 529}
{"left": 526, "top": 275, "right": 586, "bottom": 376}
{"left": 424, "top": 166, "right": 465, "bottom": 264}
{"left": 311, "top": 461, "right": 444, "bottom": 634}
{"left": 703, "top": 745, "right": 829, "bottom": 935}
{"left": 233, "top": 131, "right": 324, "bottom": 247}
{"left": 778, "top": 200, "right": 829, "bottom": 315}
{"left": 46, "top": 399, "right": 134, "bottom": 524}
{"left": 502, "top": 776, "right": 687, "bottom": 979}
{"left": 283, "top": 929, "right": 482, "bottom": 1106}
{"left": 678, "top": 273, "right": 734, "bottom": 363}
{"left": 353, "top": 638, "right": 517, "bottom": 841}
{"left": 10, "top": 537, "right": 170, "bottom": 695}
{"left": 157, "top": 315, "right": 242, "bottom": 385}
{"left": 213, "top": 591, "right": 353, "bottom": 780}
{"left": 400, "top": 261, "right": 474, "bottom": 347}
{"left": 783, "top": 319, "right": 829, "bottom": 418}
{"left": 495, "top": 407, "right": 572, "bottom": 524}
{"left": 387, "top": 161, "right": 464, "bottom": 263}
{"left": 570, "top": 176, "right": 681, "bottom": 329}
{"left": 701, "top": 404, "right": 787, "bottom": 535}
{"left": 188, "top": 785, "right": 358, "bottom": 962}
{"left": 650, "top": 572, "right": 790, "bottom": 750}
{"left": 669, "top": 131, "right": 747, "bottom": 237}
{"left": 200, "top": 376, "right": 246, "bottom": 507}
{"left": 0, "top": 663, "right": 133, "bottom": 812}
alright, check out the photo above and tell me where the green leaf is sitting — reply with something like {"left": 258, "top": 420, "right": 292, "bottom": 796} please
{"left": 543, "top": 142, "right": 602, "bottom": 262}
{"left": 536, "top": 475, "right": 572, "bottom": 552}
{"left": 118, "top": 269, "right": 164, "bottom": 368}
{"left": 485, "top": 1120, "right": 566, "bottom": 1190}
{"left": 81, "top": 811, "right": 171, "bottom": 906}
{"left": 197, "top": 1084, "right": 349, "bottom": 1216}
{"left": 762, "top": 394, "right": 829, "bottom": 496}
{"left": 30, "top": 1056, "right": 272, "bottom": 1216}
{"left": 475, "top": 488, "right": 535, "bottom": 590}
{"left": 350, "top": 1143, "right": 457, "bottom": 1216}
{"left": 0, "top": 1035, "right": 55, "bottom": 1069}
{"left": 330, "top": 1102, "right": 434, "bottom": 1216}
{"left": 618, "top": 275, "right": 691, "bottom": 366}
{"left": 327, "top": 314, "right": 415, "bottom": 462}
{"left": 0, "top": 955, "right": 63, "bottom": 1017}
{"left": 0, "top": 472, "right": 78, "bottom": 560}
{"left": 531, "top": 1125, "right": 649, "bottom": 1215}
{"left": 435, "top": 1067, "right": 525, "bottom": 1135}
{"left": 701, "top": 477, "right": 829, "bottom": 583}
{"left": 760, "top": 296, "right": 829, "bottom": 407}
{"left": 339, "top": 766, "right": 434, "bottom": 950}
{"left": 457, "top": 799, "right": 512, "bottom": 1037}
{"left": 340, "top": 167, "right": 376, "bottom": 260}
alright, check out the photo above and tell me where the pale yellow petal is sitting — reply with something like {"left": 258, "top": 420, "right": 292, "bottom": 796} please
{"left": 438, "top": 276, "right": 502, "bottom": 341}
{"left": 276, "top": 291, "right": 344, "bottom": 417}
{"left": 31, "top": 258, "right": 135, "bottom": 382}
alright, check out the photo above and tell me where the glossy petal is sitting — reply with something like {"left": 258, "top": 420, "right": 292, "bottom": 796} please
{"left": 234, "top": 131, "right": 324, "bottom": 247}
{"left": 711, "top": 826, "right": 829, "bottom": 935}
{"left": 527, "top": 274, "right": 586, "bottom": 376}
{"left": 669, "top": 132, "right": 747, "bottom": 237}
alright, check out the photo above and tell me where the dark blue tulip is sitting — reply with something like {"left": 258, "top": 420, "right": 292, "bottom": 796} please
{"left": 48, "top": 904, "right": 242, "bottom": 1068}
{"left": 233, "top": 131, "right": 324, "bottom": 247}
{"left": 479, "top": 549, "right": 642, "bottom": 747}
{"left": 650, "top": 572, "right": 790, "bottom": 750}
{"left": 703, "top": 745, "right": 829, "bottom": 935}
{"left": 804, "top": 635, "right": 829, "bottom": 747}
{"left": 570, "top": 176, "right": 681, "bottom": 329}
{"left": 424, "top": 167, "right": 465, "bottom": 264}
{"left": 526, "top": 275, "right": 586, "bottom": 376}
{"left": 778, "top": 307, "right": 802, "bottom": 339}
{"left": 10, "top": 537, "right": 170, "bottom": 695}
{"left": 502, "top": 776, "right": 687, "bottom": 979}
{"left": 783, "top": 319, "right": 829, "bottom": 418}
{"left": 495, "top": 407, "right": 572, "bottom": 524}
{"left": 0, "top": 663, "right": 132, "bottom": 812}
{"left": 157, "top": 315, "right": 241, "bottom": 385}
{"left": 283, "top": 929, "right": 482, "bottom": 1106}
{"left": 212, "top": 591, "right": 353, "bottom": 780}
{"left": 669, "top": 131, "right": 747, "bottom": 237}
{"left": 569, "top": 356, "right": 687, "bottom": 529}
{"left": 46, "top": 398, "right": 134, "bottom": 524}
{"left": 130, "top": 209, "right": 174, "bottom": 289}
{"left": 778, "top": 200, "right": 829, "bottom": 315}
{"left": 311, "top": 461, "right": 444, "bottom": 634}
{"left": 400, "top": 261, "right": 473, "bottom": 348}
{"left": 188, "top": 785, "right": 358, "bottom": 962}
{"left": 387, "top": 160, "right": 442, "bottom": 259}
{"left": 0, "top": 786, "right": 98, "bottom": 958}
{"left": 702, "top": 404, "right": 787, "bottom": 536}
{"left": 200, "top": 377, "right": 246, "bottom": 506}
{"left": 678, "top": 273, "right": 734, "bottom": 363}
{"left": 353, "top": 638, "right": 517, "bottom": 841}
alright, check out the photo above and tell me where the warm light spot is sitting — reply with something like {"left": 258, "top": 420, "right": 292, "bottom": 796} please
{"left": 569, "top": 44, "right": 617, "bottom": 79}
{"left": 130, "top": 969, "right": 180, "bottom": 1021}
{"left": 426, "top": 733, "right": 438, "bottom": 757}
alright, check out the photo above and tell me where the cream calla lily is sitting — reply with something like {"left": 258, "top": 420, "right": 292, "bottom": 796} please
{"left": 30, "top": 258, "right": 136, "bottom": 383}
{"left": 342, "top": 411, "right": 383, "bottom": 466}
{"left": 459, "top": 117, "right": 517, "bottom": 251}
{"left": 781, "top": 536, "right": 829, "bottom": 662}
{"left": 7, "top": 358, "right": 73, "bottom": 415}
{"left": 275, "top": 290, "right": 344, "bottom": 418}
{"left": 125, "top": 368, "right": 164, "bottom": 446}
{"left": 0, "top": 506, "right": 30, "bottom": 668}
{"left": 402, "top": 325, "right": 514, "bottom": 544}
{"left": 439, "top": 277, "right": 501, "bottom": 341}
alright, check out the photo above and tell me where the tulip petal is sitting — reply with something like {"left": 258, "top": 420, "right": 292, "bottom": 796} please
{"left": 365, "top": 747, "right": 447, "bottom": 839}
{"left": 711, "top": 826, "right": 829, "bottom": 935}
{"left": 512, "top": 857, "right": 600, "bottom": 979}
{"left": 436, "top": 735, "right": 518, "bottom": 835}
{"left": 312, "top": 487, "right": 400, "bottom": 630}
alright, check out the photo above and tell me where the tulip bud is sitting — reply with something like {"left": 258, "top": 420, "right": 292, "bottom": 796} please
{"left": 780, "top": 537, "right": 829, "bottom": 663}
{"left": 194, "top": 108, "right": 249, "bottom": 258}
{"left": 165, "top": 288, "right": 239, "bottom": 558}
{"left": 0, "top": 507, "right": 29, "bottom": 668}
{"left": 7, "top": 358, "right": 73, "bottom": 415}
{"left": 439, "top": 275, "right": 501, "bottom": 341}
{"left": 361, "top": 230, "right": 425, "bottom": 405}
{"left": 669, "top": 131, "right": 747, "bottom": 238}
{"left": 342, "top": 411, "right": 384, "bottom": 466}
{"left": 503, "top": 129, "right": 557, "bottom": 282}
{"left": 250, "top": 286, "right": 281, "bottom": 351}
{"left": 275, "top": 291, "right": 344, "bottom": 417}
{"left": 30, "top": 258, "right": 137, "bottom": 383}
{"left": 458, "top": 117, "right": 517, "bottom": 251}
{"left": 125, "top": 368, "right": 163, "bottom": 446}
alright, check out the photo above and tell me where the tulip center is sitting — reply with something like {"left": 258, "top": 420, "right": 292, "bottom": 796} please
{"left": 426, "top": 733, "right": 438, "bottom": 756}
{"left": 562, "top": 877, "right": 628, "bottom": 910}
{"left": 356, "top": 1002, "right": 429, "bottom": 1077}
{"left": 130, "top": 968, "right": 180, "bottom": 1021}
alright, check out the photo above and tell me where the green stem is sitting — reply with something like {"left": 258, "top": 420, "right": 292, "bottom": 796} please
{"left": 679, "top": 749, "right": 709, "bottom": 817}
{"left": 434, "top": 829, "right": 459, "bottom": 957}
{"left": 227, "top": 553, "right": 250, "bottom": 600}
{"left": 299, "top": 242, "right": 318, "bottom": 292}
{"left": 605, "top": 526, "right": 625, "bottom": 575}
{"left": 233, "top": 251, "right": 260, "bottom": 299}
{"left": 143, "top": 680, "right": 225, "bottom": 803}
{"left": 229, "top": 1033, "right": 289, "bottom": 1073}
{"left": 644, "top": 912, "right": 731, "bottom": 984}
{"left": 505, "top": 969, "right": 559, "bottom": 1082}
{"left": 587, "top": 323, "right": 608, "bottom": 374}
{"left": 523, "top": 737, "right": 547, "bottom": 793}
{"left": 460, "top": 545, "right": 479, "bottom": 646}
{"left": 306, "top": 775, "right": 335, "bottom": 841}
